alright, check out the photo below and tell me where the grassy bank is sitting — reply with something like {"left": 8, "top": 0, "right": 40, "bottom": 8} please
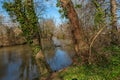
{"left": 58, "top": 45, "right": 120, "bottom": 80}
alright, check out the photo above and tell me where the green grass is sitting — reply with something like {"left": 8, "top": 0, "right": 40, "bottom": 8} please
{"left": 59, "top": 45, "right": 120, "bottom": 80}
{"left": 59, "top": 63, "right": 120, "bottom": 80}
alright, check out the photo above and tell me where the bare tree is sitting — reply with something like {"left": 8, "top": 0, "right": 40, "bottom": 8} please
{"left": 0, "top": 15, "right": 4, "bottom": 25}
{"left": 110, "top": 0, "right": 118, "bottom": 44}
{"left": 110, "top": 0, "right": 117, "bottom": 31}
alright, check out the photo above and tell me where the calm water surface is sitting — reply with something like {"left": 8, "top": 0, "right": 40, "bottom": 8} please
{"left": 46, "top": 47, "right": 72, "bottom": 71}
{"left": 0, "top": 45, "right": 72, "bottom": 80}
{"left": 0, "top": 45, "right": 39, "bottom": 80}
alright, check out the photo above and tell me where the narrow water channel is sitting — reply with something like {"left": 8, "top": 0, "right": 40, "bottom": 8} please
{"left": 46, "top": 47, "right": 72, "bottom": 71}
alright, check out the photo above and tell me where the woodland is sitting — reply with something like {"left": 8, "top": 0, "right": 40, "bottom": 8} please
{"left": 0, "top": 0, "right": 120, "bottom": 80}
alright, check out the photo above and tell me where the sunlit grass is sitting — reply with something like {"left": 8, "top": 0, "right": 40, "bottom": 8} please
{"left": 59, "top": 45, "right": 120, "bottom": 80}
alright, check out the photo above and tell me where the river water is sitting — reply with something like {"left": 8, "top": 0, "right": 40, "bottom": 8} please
{"left": 46, "top": 47, "right": 72, "bottom": 71}
{"left": 0, "top": 45, "right": 72, "bottom": 80}
{"left": 0, "top": 45, "right": 39, "bottom": 80}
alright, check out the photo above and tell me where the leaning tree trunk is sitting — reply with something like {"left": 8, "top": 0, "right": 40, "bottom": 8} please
{"left": 110, "top": 0, "right": 118, "bottom": 44}
{"left": 60, "top": 0, "right": 89, "bottom": 64}
{"left": 25, "top": 0, "right": 51, "bottom": 78}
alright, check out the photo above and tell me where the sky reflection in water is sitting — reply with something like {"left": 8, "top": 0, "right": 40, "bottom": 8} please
{"left": 47, "top": 47, "right": 72, "bottom": 71}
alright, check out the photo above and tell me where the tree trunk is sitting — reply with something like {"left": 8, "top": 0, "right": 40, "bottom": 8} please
{"left": 60, "top": 0, "right": 89, "bottom": 64}
{"left": 110, "top": 0, "right": 118, "bottom": 44}
{"left": 110, "top": 0, "right": 117, "bottom": 31}
{"left": 35, "top": 50, "right": 51, "bottom": 79}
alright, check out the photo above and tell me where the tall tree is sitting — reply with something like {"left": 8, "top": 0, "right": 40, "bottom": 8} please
{"left": 110, "top": 0, "right": 118, "bottom": 44}
{"left": 0, "top": 15, "right": 4, "bottom": 25}
{"left": 3, "top": 0, "right": 50, "bottom": 78}
{"left": 59, "top": 0, "right": 89, "bottom": 64}
{"left": 110, "top": 0, "right": 117, "bottom": 31}
{"left": 24, "top": 0, "right": 42, "bottom": 49}
{"left": 3, "top": 0, "right": 42, "bottom": 52}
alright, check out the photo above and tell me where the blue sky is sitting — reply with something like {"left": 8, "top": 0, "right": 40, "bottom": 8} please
{"left": 0, "top": 0, "right": 63, "bottom": 25}
{"left": 0, "top": 0, "right": 119, "bottom": 26}
{"left": 43, "top": 0, "right": 63, "bottom": 25}
{"left": 0, "top": 1, "right": 11, "bottom": 23}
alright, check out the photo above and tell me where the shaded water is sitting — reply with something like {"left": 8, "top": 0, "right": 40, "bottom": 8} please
{"left": 0, "top": 45, "right": 39, "bottom": 80}
{"left": 0, "top": 44, "right": 72, "bottom": 80}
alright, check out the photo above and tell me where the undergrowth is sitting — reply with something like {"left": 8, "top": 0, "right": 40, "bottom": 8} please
{"left": 59, "top": 45, "right": 120, "bottom": 80}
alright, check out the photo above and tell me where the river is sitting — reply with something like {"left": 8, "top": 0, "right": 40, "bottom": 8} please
{"left": 0, "top": 45, "right": 39, "bottom": 80}
{"left": 0, "top": 44, "right": 72, "bottom": 80}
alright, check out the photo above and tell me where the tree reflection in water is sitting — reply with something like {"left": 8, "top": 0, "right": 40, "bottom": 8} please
{"left": 0, "top": 44, "right": 72, "bottom": 80}
{"left": 0, "top": 45, "right": 39, "bottom": 80}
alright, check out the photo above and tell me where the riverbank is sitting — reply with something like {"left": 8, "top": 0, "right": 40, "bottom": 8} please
{"left": 49, "top": 44, "right": 120, "bottom": 80}
{"left": 39, "top": 37, "right": 120, "bottom": 80}
{"left": 0, "top": 26, "right": 26, "bottom": 47}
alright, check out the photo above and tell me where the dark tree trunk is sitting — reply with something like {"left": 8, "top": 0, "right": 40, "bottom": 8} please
{"left": 60, "top": 0, "right": 89, "bottom": 64}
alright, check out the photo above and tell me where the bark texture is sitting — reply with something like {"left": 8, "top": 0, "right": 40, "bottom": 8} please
{"left": 110, "top": 0, "right": 118, "bottom": 44}
{"left": 60, "top": 0, "right": 89, "bottom": 63}
{"left": 110, "top": 0, "right": 117, "bottom": 31}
